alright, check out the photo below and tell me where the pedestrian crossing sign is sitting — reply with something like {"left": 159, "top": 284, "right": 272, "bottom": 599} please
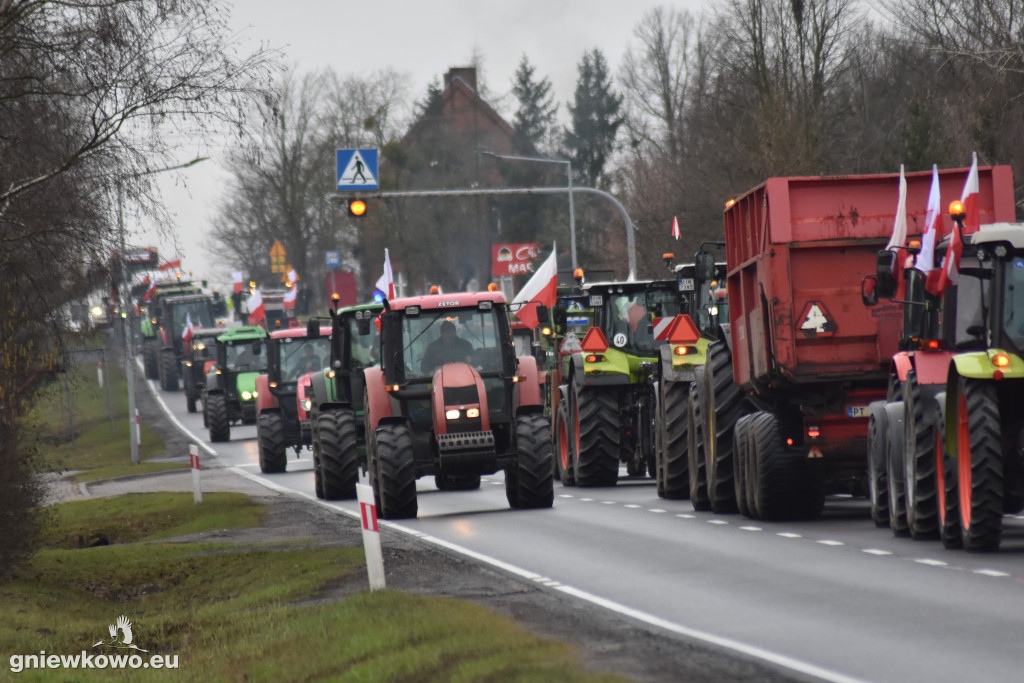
{"left": 336, "top": 149, "right": 379, "bottom": 191}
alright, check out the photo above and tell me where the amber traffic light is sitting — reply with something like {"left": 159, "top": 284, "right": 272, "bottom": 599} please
{"left": 348, "top": 198, "right": 368, "bottom": 217}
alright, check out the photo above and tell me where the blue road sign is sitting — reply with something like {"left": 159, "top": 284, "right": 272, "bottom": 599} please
{"left": 325, "top": 250, "right": 341, "bottom": 268}
{"left": 336, "top": 149, "right": 379, "bottom": 191}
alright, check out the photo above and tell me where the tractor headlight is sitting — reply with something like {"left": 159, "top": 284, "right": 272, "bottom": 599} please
{"left": 303, "top": 399, "right": 312, "bottom": 411}
{"left": 91, "top": 306, "right": 103, "bottom": 318}
{"left": 466, "top": 407, "right": 480, "bottom": 418}
{"left": 445, "top": 409, "right": 461, "bottom": 420}
{"left": 241, "top": 391, "right": 253, "bottom": 401}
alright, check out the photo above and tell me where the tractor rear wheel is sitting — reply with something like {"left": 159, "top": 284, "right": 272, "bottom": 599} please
{"left": 703, "top": 341, "right": 743, "bottom": 513}
{"left": 312, "top": 435, "right": 325, "bottom": 499}
{"left": 885, "top": 401, "right": 909, "bottom": 537}
{"left": 206, "top": 393, "right": 230, "bottom": 442}
{"left": 688, "top": 369, "right": 710, "bottom": 511}
{"left": 866, "top": 401, "right": 890, "bottom": 527}
{"left": 573, "top": 384, "right": 620, "bottom": 487}
{"left": 935, "top": 393, "right": 962, "bottom": 549}
{"left": 160, "top": 350, "right": 179, "bottom": 391}
{"left": 507, "top": 414, "right": 555, "bottom": 509}
{"left": 375, "top": 423, "right": 418, "bottom": 519}
{"left": 318, "top": 408, "right": 359, "bottom": 500}
{"left": 143, "top": 341, "right": 159, "bottom": 379}
{"left": 658, "top": 378, "right": 690, "bottom": 500}
{"left": 257, "top": 412, "right": 287, "bottom": 473}
{"left": 555, "top": 399, "right": 576, "bottom": 486}
{"left": 955, "top": 376, "right": 1003, "bottom": 552}
{"left": 186, "top": 391, "right": 198, "bottom": 414}
{"left": 903, "top": 371, "right": 939, "bottom": 539}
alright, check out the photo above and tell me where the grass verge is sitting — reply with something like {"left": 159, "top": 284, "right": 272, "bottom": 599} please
{"left": 3, "top": 494, "right": 623, "bottom": 682}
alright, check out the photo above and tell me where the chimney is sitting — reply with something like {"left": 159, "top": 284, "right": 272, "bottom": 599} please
{"left": 444, "top": 67, "right": 477, "bottom": 93}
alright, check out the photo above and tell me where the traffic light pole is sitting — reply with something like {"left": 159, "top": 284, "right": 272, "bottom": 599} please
{"left": 337, "top": 186, "right": 638, "bottom": 281}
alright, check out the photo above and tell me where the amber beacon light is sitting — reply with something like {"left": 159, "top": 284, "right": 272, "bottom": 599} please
{"left": 348, "top": 198, "right": 368, "bottom": 217}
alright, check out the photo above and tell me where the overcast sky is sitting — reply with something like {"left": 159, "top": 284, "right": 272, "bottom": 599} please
{"left": 146, "top": 0, "right": 704, "bottom": 287}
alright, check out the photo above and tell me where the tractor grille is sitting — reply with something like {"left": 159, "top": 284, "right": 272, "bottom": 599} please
{"left": 437, "top": 430, "right": 494, "bottom": 454}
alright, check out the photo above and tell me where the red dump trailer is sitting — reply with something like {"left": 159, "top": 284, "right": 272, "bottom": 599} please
{"left": 690, "top": 168, "right": 1015, "bottom": 519}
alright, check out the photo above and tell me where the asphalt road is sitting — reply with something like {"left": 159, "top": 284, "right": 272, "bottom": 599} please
{"left": 145, "top": 366, "right": 1024, "bottom": 683}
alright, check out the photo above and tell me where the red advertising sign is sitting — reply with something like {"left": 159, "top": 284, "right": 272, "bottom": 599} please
{"left": 491, "top": 243, "right": 540, "bottom": 276}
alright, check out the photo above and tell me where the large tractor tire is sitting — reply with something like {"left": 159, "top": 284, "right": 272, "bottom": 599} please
{"left": 658, "top": 377, "right": 690, "bottom": 500}
{"left": 703, "top": 341, "right": 743, "bottom": 513}
{"left": 866, "top": 401, "right": 890, "bottom": 527}
{"left": 733, "top": 414, "right": 753, "bottom": 517}
{"left": 436, "top": 474, "right": 482, "bottom": 491}
{"left": 954, "top": 376, "right": 1003, "bottom": 552}
{"left": 934, "top": 393, "right": 962, "bottom": 549}
{"left": 142, "top": 341, "right": 159, "bottom": 380}
{"left": 903, "top": 371, "right": 939, "bottom": 539}
{"left": 573, "top": 384, "right": 620, "bottom": 487}
{"left": 688, "top": 368, "right": 711, "bottom": 511}
{"left": 749, "top": 411, "right": 823, "bottom": 520}
{"left": 311, "top": 433, "right": 325, "bottom": 500}
{"left": 375, "top": 423, "right": 418, "bottom": 519}
{"left": 160, "top": 349, "right": 179, "bottom": 391}
{"left": 507, "top": 413, "right": 555, "bottom": 509}
{"left": 257, "top": 411, "right": 287, "bottom": 473}
{"left": 185, "top": 390, "right": 198, "bottom": 414}
{"left": 206, "top": 393, "right": 230, "bottom": 443}
{"left": 885, "top": 401, "right": 909, "bottom": 536}
{"left": 318, "top": 408, "right": 360, "bottom": 500}
{"left": 554, "top": 399, "right": 576, "bottom": 487}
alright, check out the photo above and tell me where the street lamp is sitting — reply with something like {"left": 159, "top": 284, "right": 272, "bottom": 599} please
{"left": 480, "top": 151, "right": 577, "bottom": 270}
{"left": 118, "top": 156, "right": 209, "bottom": 464}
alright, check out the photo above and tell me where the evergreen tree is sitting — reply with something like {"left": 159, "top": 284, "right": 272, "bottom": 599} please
{"left": 511, "top": 55, "right": 558, "bottom": 155}
{"left": 564, "top": 49, "right": 623, "bottom": 187}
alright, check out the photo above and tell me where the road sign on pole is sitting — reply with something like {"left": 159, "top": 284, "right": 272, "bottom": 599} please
{"left": 325, "top": 250, "right": 341, "bottom": 269}
{"left": 270, "top": 240, "right": 287, "bottom": 273}
{"left": 337, "top": 149, "right": 379, "bottom": 191}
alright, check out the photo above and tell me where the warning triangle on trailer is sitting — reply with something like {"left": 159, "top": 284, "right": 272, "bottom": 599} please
{"left": 336, "top": 149, "right": 379, "bottom": 190}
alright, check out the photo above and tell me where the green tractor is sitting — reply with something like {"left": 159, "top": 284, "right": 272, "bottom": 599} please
{"left": 305, "top": 302, "right": 383, "bottom": 500}
{"left": 139, "top": 281, "right": 213, "bottom": 389}
{"left": 554, "top": 276, "right": 688, "bottom": 487}
{"left": 202, "top": 326, "right": 269, "bottom": 442}
{"left": 655, "top": 245, "right": 728, "bottom": 501}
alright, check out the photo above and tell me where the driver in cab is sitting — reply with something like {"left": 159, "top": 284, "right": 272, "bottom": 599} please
{"left": 421, "top": 320, "right": 473, "bottom": 373}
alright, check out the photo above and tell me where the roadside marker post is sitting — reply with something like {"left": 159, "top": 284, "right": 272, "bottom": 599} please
{"left": 135, "top": 409, "right": 141, "bottom": 446}
{"left": 190, "top": 444, "right": 202, "bottom": 504}
{"left": 356, "top": 484, "right": 386, "bottom": 591}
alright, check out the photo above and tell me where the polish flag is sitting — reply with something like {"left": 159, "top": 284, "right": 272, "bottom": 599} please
{"left": 142, "top": 280, "right": 157, "bottom": 302}
{"left": 283, "top": 285, "right": 297, "bottom": 310}
{"left": 232, "top": 271, "right": 244, "bottom": 294}
{"left": 287, "top": 268, "right": 298, "bottom": 285}
{"left": 512, "top": 246, "right": 558, "bottom": 330}
{"left": 374, "top": 248, "right": 395, "bottom": 300}
{"left": 928, "top": 153, "right": 979, "bottom": 296}
{"left": 247, "top": 288, "right": 266, "bottom": 323}
{"left": 158, "top": 259, "right": 181, "bottom": 272}
{"left": 915, "top": 165, "right": 942, "bottom": 275}
{"left": 182, "top": 313, "right": 194, "bottom": 343}
{"left": 671, "top": 216, "right": 681, "bottom": 240}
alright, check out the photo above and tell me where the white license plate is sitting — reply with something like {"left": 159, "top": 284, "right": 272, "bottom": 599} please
{"left": 678, "top": 278, "right": 695, "bottom": 292}
{"left": 847, "top": 405, "right": 869, "bottom": 418}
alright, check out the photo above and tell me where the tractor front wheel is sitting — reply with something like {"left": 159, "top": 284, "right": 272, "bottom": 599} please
{"left": 507, "top": 413, "right": 555, "bottom": 509}
{"left": 375, "top": 423, "right": 418, "bottom": 519}
{"left": 206, "top": 393, "right": 230, "bottom": 443}
{"left": 318, "top": 408, "right": 359, "bottom": 500}
{"left": 257, "top": 412, "right": 287, "bottom": 473}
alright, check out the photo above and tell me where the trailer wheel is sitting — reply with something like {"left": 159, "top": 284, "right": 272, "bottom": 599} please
{"left": 257, "top": 412, "right": 287, "bottom": 473}
{"left": 954, "top": 376, "right": 1003, "bottom": 552}
{"left": 885, "top": 401, "right": 909, "bottom": 536}
{"left": 160, "top": 350, "right": 179, "bottom": 391}
{"left": 318, "top": 408, "right": 359, "bottom": 500}
{"left": 688, "top": 369, "right": 711, "bottom": 511}
{"left": 436, "top": 474, "right": 481, "bottom": 490}
{"left": 703, "top": 341, "right": 743, "bottom": 513}
{"left": 866, "top": 401, "right": 890, "bottom": 527}
{"left": 143, "top": 341, "right": 159, "bottom": 379}
{"left": 658, "top": 378, "right": 690, "bottom": 500}
{"left": 555, "top": 399, "right": 576, "bottom": 486}
{"left": 507, "top": 414, "right": 555, "bottom": 509}
{"left": 903, "top": 371, "right": 939, "bottom": 539}
{"left": 206, "top": 393, "right": 230, "bottom": 442}
{"left": 733, "top": 415, "right": 753, "bottom": 517}
{"left": 749, "top": 411, "right": 822, "bottom": 520}
{"left": 375, "top": 423, "right": 417, "bottom": 519}
{"left": 573, "top": 384, "right": 620, "bottom": 487}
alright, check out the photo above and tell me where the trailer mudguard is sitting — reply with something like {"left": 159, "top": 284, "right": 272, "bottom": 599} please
{"left": 513, "top": 355, "right": 543, "bottom": 410}
{"left": 363, "top": 367, "right": 391, "bottom": 433}
{"left": 950, "top": 350, "right": 1024, "bottom": 380}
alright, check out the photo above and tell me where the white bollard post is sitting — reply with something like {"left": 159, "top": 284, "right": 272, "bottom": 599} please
{"left": 135, "top": 409, "right": 141, "bottom": 447}
{"left": 190, "top": 444, "right": 202, "bottom": 504}
{"left": 356, "top": 484, "right": 385, "bottom": 591}
{"left": 97, "top": 361, "right": 104, "bottom": 387}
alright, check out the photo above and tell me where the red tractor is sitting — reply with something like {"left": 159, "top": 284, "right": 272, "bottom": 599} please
{"left": 363, "top": 291, "right": 553, "bottom": 519}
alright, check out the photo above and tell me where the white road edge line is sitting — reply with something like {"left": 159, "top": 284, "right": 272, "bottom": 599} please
{"left": 143, "top": 358, "right": 868, "bottom": 683}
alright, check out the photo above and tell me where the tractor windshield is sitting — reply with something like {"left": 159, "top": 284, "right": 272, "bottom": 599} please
{"left": 171, "top": 300, "right": 214, "bottom": 332}
{"left": 604, "top": 289, "right": 682, "bottom": 354}
{"left": 402, "top": 308, "right": 506, "bottom": 379}
{"left": 226, "top": 340, "right": 267, "bottom": 372}
{"left": 347, "top": 315, "right": 381, "bottom": 370}
{"left": 1003, "top": 257, "right": 1024, "bottom": 351}
{"left": 280, "top": 337, "right": 331, "bottom": 381}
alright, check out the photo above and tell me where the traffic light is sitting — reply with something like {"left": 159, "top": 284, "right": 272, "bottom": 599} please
{"left": 347, "top": 198, "right": 367, "bottom": 217}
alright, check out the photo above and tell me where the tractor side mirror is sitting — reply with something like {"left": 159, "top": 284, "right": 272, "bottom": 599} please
{"left": 551, "top": 305, "right": 566, "bottom": 331}
{"left": 695, "top": 250, "right": 716, "bottom": 281}
{"left": 861, "top": 275, "right": 878, "bottom": 307}
{"left": 875, "top": 250, "right": 897, "bottom": 299}
{"left": 252, "top": 341, "right": 262, "bottom": 355}
{"left": 535, "top": 305, "right": 550, "bottom": 324}
{"left": 357, "top": 316, "right": 371, "bottom": 335}
{"left": 306, "top": 319, "right": 321, "bottom": 338}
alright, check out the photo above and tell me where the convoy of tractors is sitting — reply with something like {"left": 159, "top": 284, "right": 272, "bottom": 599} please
{"left": 131, "top": 161, "right": 1023, "bottom": 550}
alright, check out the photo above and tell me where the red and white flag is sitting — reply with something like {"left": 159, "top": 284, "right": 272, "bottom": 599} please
{"left": 287, "top": 268, "right": 298, "bottom": 285}
{"left": 671, "top": 216, "right": 681, "bottom": 240}
{"left": 512, "top": 245, "right": 558, "bottom": 330}
{"left": 142, "top": 280, "right": 157, "bottom": 302}
{"left": 283, "top": 285, "right": 297, "bottom": 310}
{"left": 886, "top": 165, "right": 907, "bottom": 252}
{"left": 916, "top": 165, "right": 942, "bottom": 274}
{"left": 182, "top": 313, "right": 194, "bottom": 343}
{"left": 158, "top": 259, "right": 181, "bottom": 272}
{"left": 374, "top": 248, "right": 395, "bottom": 300}
{"left": 232, "top": 271, "right": 244, "bottom": 294}
{"left": 928, "top": 153, "right": 979, "bottom": 296}
{"left": 247, "top": 288, "right": 265, "bottom": 323}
